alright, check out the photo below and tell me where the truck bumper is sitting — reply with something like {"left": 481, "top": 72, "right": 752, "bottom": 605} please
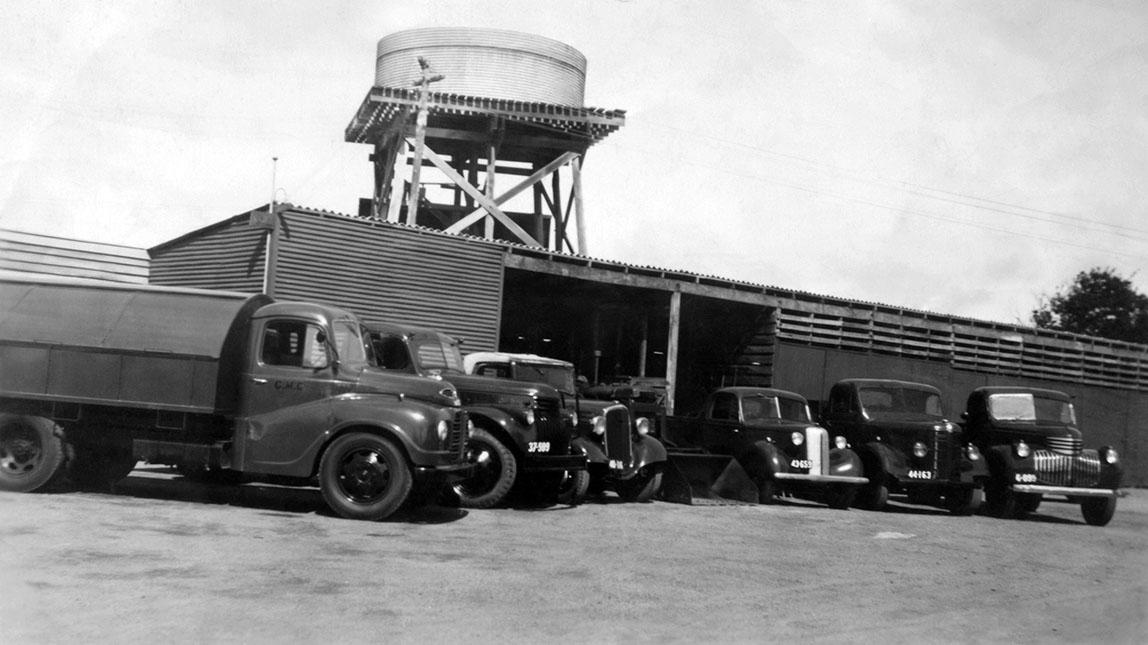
{"left": 1011, "top": 484, "right": 1118, "bottom": 498}
{"left": 414, "top": 461, "right": 477, "bottom": 484}
{"left": 774, "top": 473, "right": 868, "bottom": 485}
{"left": 522, "top": 453, "right": 588, "bottom": 472}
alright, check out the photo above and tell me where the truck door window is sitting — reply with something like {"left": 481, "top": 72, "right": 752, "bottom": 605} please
{"left": 261, "top": 321, "right": 327, "bottom": 369}
{"left": 474, "top": 363, "right": 511, "bottom": 379}
{"left": 373, "top": 335, "right": 412, "bottom": 371}
{"left": 711, "top": 392, "right": 738, "bottom": 420}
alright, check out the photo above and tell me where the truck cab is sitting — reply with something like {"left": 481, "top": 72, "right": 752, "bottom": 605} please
{"left": 961, "top": 386, "right": 1122, "bottom": 526}
{"left": 820, "top": 379, "right": 987, "bottom": 514}
{"left": 664, "top": 387, "right": 866, "bottom": 508}
{"left": 464, "top": 352, "right": 667, "bottom": 503}
{"left": 364, "top": 324, "right": 586, "bottom": 508}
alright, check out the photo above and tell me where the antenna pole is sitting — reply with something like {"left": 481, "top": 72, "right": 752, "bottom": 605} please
{"left": 262, "top": 156, "right": 280, "bottom": 296}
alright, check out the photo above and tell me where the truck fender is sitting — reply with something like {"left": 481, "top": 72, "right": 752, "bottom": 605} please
{"left": 739, "top": 441, "right": 783, "bottom": 482}
{"left": 1097, "top": 445, "right": 1124, "bottom": 489}
{"left": 631, "top": 434, "right": 668, "bottom": 470}
{"left": 464, "top": 408, "right": 523, "bottom": 458}
{"left": 960, "top": 444, "right": 990, "bottom": 482}
{"left": 858, "top": 442, "right": 901, "bottom": 483}
{"left": 828, "top": 447, "right": 864, "bottom": 480}
{"left": 572, "top": 436, "right": 607, "bottom": 465}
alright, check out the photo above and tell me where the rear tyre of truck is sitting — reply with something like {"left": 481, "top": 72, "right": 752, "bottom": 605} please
{"left": 556, "top": 469, "right": 590, "bottom": 505}
{"left": 0, "top": 415, "right": 68, "bottom": 493}
{"left": 616, "top": 468, "right": 663, "bottom": 503}
{"left": 1080, "top": 496, "right": 1116, "bottom": 527}
{"left": 824, "top": 484, "right": 857, "bottom": 510}
{"left": 318, "top": 433, "right": 412, "bottom": 521}
{"left": 944, "top": 486, "right": 984, "bottom": 516}
{"left": 453, "top": 428, "right": 516, "bottom": 509}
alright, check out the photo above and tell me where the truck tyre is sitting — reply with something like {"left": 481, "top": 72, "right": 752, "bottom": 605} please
{"left": 318, "top": 432, "right": 412, "bottom": 521}
{"left": 556, "top": 469, "right": 590, "bottom": 505}
{"left": 858, "top": 476, "right": 889, "bottom": 511}
{"left": 68, "top": 437, "right": 137, "bottom": 490}
{"left": 1015, "top": 492, "right": 1042, "bottom": 516}
{"left": 824, "top": 484, "right": 857, "bottom": 510}
{"left": 1081, "top": 496, "right": 1116, "bottom": 527}
{"left": 616, "top": 468, "right": 662, "bottom": 503}
{"left": 945, "top": 486, "right": 984, "bottom": 516}
{"left": 754, "top": 476, "right": 776, "bottom": 505}
{"left": 453, "top": 428, "right": 516, "bottom": 509}
{"left": 0, "top": 415, "right": 68, "bottom": 493}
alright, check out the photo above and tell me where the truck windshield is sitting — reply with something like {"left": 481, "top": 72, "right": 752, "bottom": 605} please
{"left": 410, "top": 336, "right": 465, "bottom": 376}
{"left": 858, "top": 386, "right": 944, "bottom": 419}
{"left": 988, "top": 393, "right": 1076, "bottom": 424}
{"left": 742, "top": 395, "right": 812, "bottom": 423}
{"left": 512, "top": 363, "right": 576, "bottom": 396}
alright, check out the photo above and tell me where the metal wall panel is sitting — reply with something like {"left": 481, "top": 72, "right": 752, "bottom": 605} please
{"left": 1, "top": 228, "right": 149, "bottom": 283}
{"left": 271, "top": 211, "right": 504, "bottom": 351}
{"left": 149, "top": 218, "right": 265, "bottom": 293}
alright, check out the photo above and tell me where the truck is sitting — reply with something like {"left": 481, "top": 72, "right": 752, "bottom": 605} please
{"left": 363, "top": 324, "right": 588, "bottom": 508}
{"left": 819, "top": 379, "right": 987, "bottom": 515}
{"left": 0, "top": 272, "right": 472, "bottom": 521}
{"left": 659, "top": 387, "right": 867, "bottom": 508}
{"left": 463, "top": 352, "right": 668, "bottom": 503}
{"left": 960, "top": 386, "right": 1122, "bottom": 526}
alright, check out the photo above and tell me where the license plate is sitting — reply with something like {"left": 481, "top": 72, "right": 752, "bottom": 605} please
{"left": 527, "top": 441, "right": 551, "bottom": 453}
{"left": 907, "top": 470, "right": 934, "bottom": 479}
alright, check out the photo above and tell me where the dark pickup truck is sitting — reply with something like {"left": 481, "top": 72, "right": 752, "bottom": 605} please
{"left": 662, "top": 386, "right": 867, "bottom": 508}
{"left": 0, "top": 272, "right": 472, "bottom": 521}
{"left": 365, "top": 325, "right": 586, "bottom": 508}
{"left": 464, "top": 352, "right": 667, "bottom": 503}
{"left": 961, "top": 386, "right": 1122, "bottom": 526}
{"left": 820, "top": 379, "right": 987, "bottom": 514}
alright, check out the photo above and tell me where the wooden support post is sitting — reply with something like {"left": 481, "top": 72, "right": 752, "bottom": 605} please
{"left": 571, "top": 155, "right": 587, "bottom": 254}
{"left": 406, "top": 57, "right": 444, "bottom": 227}
{"left": 639, "top": 314, "right": 649, "bottom": 377}
{"left": 484, "top": 141, "right": 497, "bottom": 239}
{"left": 665, "top": 290, "right": 681, "bottom": 416}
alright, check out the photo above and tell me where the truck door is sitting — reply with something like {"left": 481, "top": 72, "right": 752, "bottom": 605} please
{"left": 237, "top": 318, "right": 341, "bottom": 475}
{"left": 699, "top": 391, "right": 743, "bottom": 454}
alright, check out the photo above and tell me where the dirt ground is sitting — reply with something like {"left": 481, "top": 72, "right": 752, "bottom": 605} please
{"left": 1, "top": 466, "right": 1145, "bottom": 644}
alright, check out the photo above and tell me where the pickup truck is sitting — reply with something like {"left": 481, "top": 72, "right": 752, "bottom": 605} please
{"left": 820, "top": 379, "right": 987, "bottom": 514}
{"left": 661, "top": 387, "right": 867, "bottom": 508}
{"left": 961, "top": 386, "right": 1122, "bottom": 526}
{"left": 464, "top": 352, "right": 667, "bottom": 503}
{"left": 363, "top": 324, "right": 586, "bottom": 508}
{"left": 0, "top": 272, "right": 472, "bottom": 521}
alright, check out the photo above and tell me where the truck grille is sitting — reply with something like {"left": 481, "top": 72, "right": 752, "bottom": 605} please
{"left": 535, "top": 398, "right": 561, "bottom": 417}
{"left": 446, "top": 410, "right": 468, "bottom": 458}
{"left": 933, "top": 428, "right": 956, "bottom": 475}
{"left": 805, "top": 426, "right": 828, "bottom": 475}
{"left": 1032, "top": 449, "right": 1101, "bottom": 487}
{"left": 1045, "top": 435, "right": 1081, "bottom": 456}
{"left": 603, "top": 405, "right": 633, "bottom": 466}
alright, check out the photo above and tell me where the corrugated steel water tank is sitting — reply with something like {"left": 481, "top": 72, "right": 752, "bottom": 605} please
{"left": 375, "top": 28, "right": 587, "bottom": 106}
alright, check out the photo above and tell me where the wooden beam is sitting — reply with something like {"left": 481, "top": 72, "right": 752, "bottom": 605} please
{"left": 666, "top": 290, "right": 681, "bottom": 415}
{"left": 412, "top": 139, "right": 540, "bottom": 245}
{"left": 571, "top": 155, "right": 587, "bottom": 255}
{"left": 446, "top": 151, "right": 579, "bottom": 234}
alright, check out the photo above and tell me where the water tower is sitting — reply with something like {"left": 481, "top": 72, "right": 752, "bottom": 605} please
{"left": 344, "top": 28, "right": 626, "bottom": 253}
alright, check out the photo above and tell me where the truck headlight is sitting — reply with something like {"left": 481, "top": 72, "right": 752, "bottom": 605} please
{"left": 436, "top": 419, "right": 450, "bottom": 441}
{"left": 524, "top": 409, "right": 536, "bottom": 426}
{"left": 913, "top": 442, "right": 928, "bottom": 458}
{"left": 791, "top": 431, "right": 804, "bottom": 446}
{"left": 592, "top": 416, "right": 606, "bottom": 436}
{"left": 965, "top": 444, "right": 980, "bottom": 461}
{"left": 635, "top": 417, "right": 651, "bottom": 436}
{"left": 834, "top": 435, "right": 848, "bottom": 450}
{"left": 1014, "top": 441, "right": 1031, "bottom": 459}
{"left": 1102, "top": 447, "right": 1119, "bottom": 464}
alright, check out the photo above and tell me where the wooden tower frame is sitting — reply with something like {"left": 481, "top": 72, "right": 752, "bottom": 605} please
{"left": 346, "top": 84, "right": 625, "bottom": 254}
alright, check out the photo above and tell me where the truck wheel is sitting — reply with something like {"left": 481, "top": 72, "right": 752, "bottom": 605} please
{"left": 0, "top": 415, "right": 68, "bottom": 493}
{"left": 556, "top": 469, "right": 590, "bottom": 505}
{"left": 616, "top": 468, "right": 662, "bottom": 503}
{"left": 755, "top": 476, "right": 776, "bottom": 504}
{"left": 859, "top": 479, "right": 889, "bottom": 511}
{"left": 944, "top": 486, "right": 984, "bottom": 516}
{"left": 318, "top": 433, "right": 412, "bottom": 521}
{"left": 985, "top": 480, "right": 1018, "bottom": 519}
{"left": 824, "top": 484, "right": 857, "bottom": 510}
{"left": 1081, "top": 496, "right": 1116, "bottom": 527}
{"left": 453, "top": 428, "right": 516, "bottom": 509}
{"left": 1015, "top": 492, "right": 1042, "bottom": 516}
{"left": 68, "top": 437, "right": 137, "bottom": 490}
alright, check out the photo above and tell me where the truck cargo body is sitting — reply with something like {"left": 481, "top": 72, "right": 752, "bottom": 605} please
{"left": 0, "top": 272, "right": 471, "bottom": 521}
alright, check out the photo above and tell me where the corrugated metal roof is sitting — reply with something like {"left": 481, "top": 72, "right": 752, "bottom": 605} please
{"left": 0, "top": 228, "right": 148, "bottom": 283}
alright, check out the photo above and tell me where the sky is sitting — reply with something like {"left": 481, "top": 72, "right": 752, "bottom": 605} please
{"left": 1, "top": 1, "right": 1146, "bottom": 326}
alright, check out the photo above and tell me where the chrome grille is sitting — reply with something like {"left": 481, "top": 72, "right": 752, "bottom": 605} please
{"left": 806, "top": 426, "right": 828, "bottom": 475}
{"left": 1032, "top": 449, "right": 1101, "bottom": 487}
{"left": 603, "top": 405, "right": 633, "bottom": 466}
{"left": 1045, "top": 435, "right": 1081, "bottom": 456}
{"left": 535, "top": 397, "right": 561, "bottom": 416}
{"left": 446, "top": 410, "right": 468, "bottom": 458}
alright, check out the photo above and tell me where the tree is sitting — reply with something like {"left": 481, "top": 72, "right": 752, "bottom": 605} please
{"left": 1032, "top": 267, "right": 1148, "bottom": 344}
